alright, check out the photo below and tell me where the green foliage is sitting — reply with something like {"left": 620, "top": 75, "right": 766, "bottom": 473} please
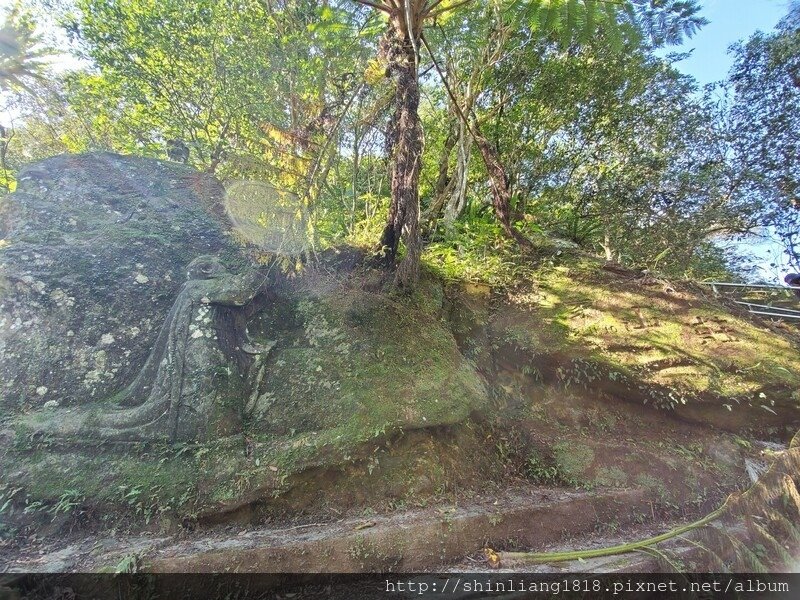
{"left": 525, "top": 450, "right": 561, "bottom": 484}
{"left": 514, "top": 0, "right": 705, "bottom": 50}
{"left": 0, "top": 1, "right": 51, "bottom": 92}
{"left": 552, "top": 440, "right": 595, "bottom": 486}
{"left": 0, "top": 0, "right": 790, "bottom": 280}
{"left": 423, "top": 207, "right": 528, "bottom": 285}
{"left": 114, "top": 552, "right": 141, "bottom": 574}
{"left": 15, "top": 488, "right": 86, "bottom": 522}
{"left": 722, "top": 6, "right": 800, "bottom": 269}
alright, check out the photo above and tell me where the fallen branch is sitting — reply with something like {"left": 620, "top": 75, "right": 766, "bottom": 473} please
{"left": 484, "top": 505, "right": 727, "bottom": 567}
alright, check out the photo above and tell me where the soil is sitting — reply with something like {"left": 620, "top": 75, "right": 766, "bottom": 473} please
{"left": 0, "top": 383, "right": 783, "bottom": 574}
{"left": 2, "top": 252, "right": 799, "bottom": 576}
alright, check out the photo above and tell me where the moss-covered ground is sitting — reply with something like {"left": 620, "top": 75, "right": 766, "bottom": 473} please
{"left": 2, "top": 247, "right": 799, "bottom": 545}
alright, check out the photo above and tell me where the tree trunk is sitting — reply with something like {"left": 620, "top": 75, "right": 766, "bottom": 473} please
{"left": 423, "top": 113, "right": 457, "bottom": 228}
{"left": 378, "top": 20, "right": 423, "bottom": 286}
{"left": 0, "top": 124, "right": 11, "bottom": 192}
{"left": 472, "top": 130, "right": 530, "bottom": 246}
{"left": 443, "top": 118, "right": 471, "bottom": 225}
{"left": 601, "top": 232, "right": 615, "bottom": 262}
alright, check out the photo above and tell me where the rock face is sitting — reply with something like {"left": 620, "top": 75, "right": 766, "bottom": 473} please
{"left": 2, "top": 152, "right": 799, "bottom": 546}
{"left": 0, "top": 152, "right": 489, "bottom": 521}
{"left": 20, "top": 256, "right": 269, "bottom": 443}
{"left": 0, "top": 153, "right": 237, "bottom": 411}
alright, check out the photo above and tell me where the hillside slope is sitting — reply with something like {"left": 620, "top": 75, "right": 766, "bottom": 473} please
{"left": 1, "top": 154, "right": 799, "bottom": 574}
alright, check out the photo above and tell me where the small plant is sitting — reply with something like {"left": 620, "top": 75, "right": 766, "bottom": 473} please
{"left": 0, "top": 486, "right": 23, "bottom": 514}
{"left": 525, "top": 452, "right": 560, "bottom": 484}
{"left": 50, "top": 489, "right": 85, "bottom": 520}
{"left": 347, "top": 535, "right": 384, "bottom": 569}
{"left": 553, "top": 441, "right": 595, "bottom": 487}
{"left": 438, "top": 507, "right": 457, "bottom": 531}
{"left": 114, "top": 552, "right": 141, "bottom": 574}
{"left": 20, "top": 489, "right": 85, "bottom": 522}
{"left": 594, "top": 467, "right": 628, "bottom": 488}
{"left": 117, "top": 485, "right": 162, "bottom": 524}
{"left": 366, "top": 456, "right": 380, "bottom": 475}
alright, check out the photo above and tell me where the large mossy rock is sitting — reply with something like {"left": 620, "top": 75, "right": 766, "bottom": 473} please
{"left": 1, "top": 267, "right": 490, "bottom": 524}
{"left": 0, "top": 153, "right": 236, "bottom": 410}
{"left": 0, "top": 153, "right": 489, "bottom": 524}
{"left": 2, "top": 153, "right": 799, "bottom": 539}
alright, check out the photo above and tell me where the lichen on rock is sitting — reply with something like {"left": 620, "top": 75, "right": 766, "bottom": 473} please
{"left": 1, "top": 153, "right": 237, "bottom": 410}
{"left": 21, "top": 255, "right": 270, "bottom": 443}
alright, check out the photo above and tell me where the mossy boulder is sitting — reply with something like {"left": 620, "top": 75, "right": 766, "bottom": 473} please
{"left": 0, "top": 153, "right": 489, "bottom": 528}
{"left": 0, "top": 153, "right": 237, "bottom": 410}
{"left": 1, "top": 267, "right": 489, "bottom": 523}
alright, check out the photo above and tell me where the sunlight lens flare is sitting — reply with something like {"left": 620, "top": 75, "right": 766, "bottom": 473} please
{"left": 224, "top": 180, "right": 309, "bottom": 256}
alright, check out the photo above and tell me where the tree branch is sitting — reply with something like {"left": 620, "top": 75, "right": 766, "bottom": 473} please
{"left": 425, "top": 0, "right": 473, "bottom": 19}
{"left": 419, "top": 33, "right": 475, "bottom": 138}
{"left": 352, "top": 0, "right": 393, "bottom": 13}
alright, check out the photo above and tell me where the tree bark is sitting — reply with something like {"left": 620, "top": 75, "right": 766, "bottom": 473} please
{"left": 378, "top": 19, "right": 424, "bottom": 286}
{"left": 472, "top": 130, "right": 530, "bottom": 246}
{"left": 424, "top": 113, "right": 457, "bottom": 227}
{"left": 443, "top": 117, "right": 472, "bottom": 225}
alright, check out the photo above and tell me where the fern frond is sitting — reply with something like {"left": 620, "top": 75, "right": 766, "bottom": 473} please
{"left": 0, "top": 4, "right": 51, "bottom": 92}
{"left": 581, "top": 0, "right": 597, "bottom": 44}
{"left": 520, "top": 0, "right": 705, "bottom": 49}
{"left": 564, "top": 0, "right": 578, "bottom": 39}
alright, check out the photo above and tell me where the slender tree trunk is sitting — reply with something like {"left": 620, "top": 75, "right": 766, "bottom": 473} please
{"left": 443, "top": 117, "right": 472, "bottom": 225}
{"left": 378, "top": 20, "right": 423, "bottom": 286}
{"left": 351, "top": 125, "right": 360, "bottom": 234}
{"left": 472, "top": 130, "right": 529, "bottom": 246}
{"left": 420, "top": 32, "right": 531, "bottom": 248}
{"left": 424, "top": 113, "right": 457, "bottom": 227}
{"left": 601, "top": 232, "right": 615, "bottom": 262}
{"left": 0, "top": 125, "right": 11, "bottom": 192}
{"left": 434, "top": 116, "right": 456, "bottom": 199}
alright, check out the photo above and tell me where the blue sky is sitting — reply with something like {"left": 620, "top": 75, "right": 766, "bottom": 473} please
{"left": 660, "top": 0, "right": 793, "bottom": 281}
{"left": 667, "top": 0, "right": 789, "bottom": 85}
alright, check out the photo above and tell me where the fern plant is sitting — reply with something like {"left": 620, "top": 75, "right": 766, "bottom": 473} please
{"left": 516, "top": 0, "right": 706, "bottom": 49}
{"left": 0, "top": 3, "right": 51, "bottom": 93}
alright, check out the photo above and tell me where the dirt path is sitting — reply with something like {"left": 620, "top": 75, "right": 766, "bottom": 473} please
{"left": 2, "top": 481, "right": 723, "bottom": 574}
